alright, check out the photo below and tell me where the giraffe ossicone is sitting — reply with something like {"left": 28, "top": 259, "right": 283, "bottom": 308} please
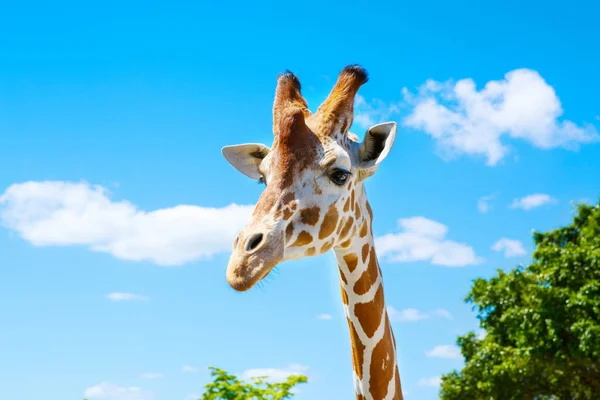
{"left": 222, "top": 65, "right": 403, "bottom": 400}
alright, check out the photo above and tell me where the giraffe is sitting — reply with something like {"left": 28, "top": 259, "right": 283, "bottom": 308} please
{"left": 221, "top": 65, "right": 403, "bottom": 400}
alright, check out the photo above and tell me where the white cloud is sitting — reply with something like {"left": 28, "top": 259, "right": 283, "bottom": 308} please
{"left": 432, "top": 308, "right": 453, "bottom": 319}
{"left": 354, "top": 94, "right": 400, "bottom": 129}
{"left": 316, "top": 313, "right": 332, "bottom": 320}
{"left": 375, "top": 216, "right": 482, "bottom": 267}
{"left": 241, "top": 363, "right": 309, "bottom": 382}
{"left": 181, "top": 365, "right": 199, "bottom": 373}
{"left": 477, "top": 193, "right": 496, "bottom": 213}
{"left": 106, "top": 293, "right": 149, "bottom": 302}
{"left": 402, "top": 69, "right": 598, "bottom": 166}
{"left": 83, "top": 382, "right": 154, "bottom": 400}
{"left": 184, "top": 395, "right": 200, "bottom": 400}
{"left": 510, "top": 193, "right": 556, "bottom": 210}
{"left": 387, "top": 306, "right": 452, "bottom": 322}
{"left": 138, "top": 372, "right": 163, "bottom": 380}
{"left": 417, "top": 376, "right": 441, "bottom": 387}
{"left": 492, "top": 238, "right": 527, "bottom": 257}
{"left": 426, "top": 345, "right": 462, "bottom": 359}
{"left": 387, "top": 307, "right": 428, "bottom": 322}
{"left": 0, "top": 181, "right": 254, "bottom": 266}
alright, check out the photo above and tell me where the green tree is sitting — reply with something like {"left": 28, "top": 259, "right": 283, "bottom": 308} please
{"left": 440, "top": 200, "right": 600, "bottom": 400}
{"left": 199, "top": 366, "right": 307, "bottom": 400}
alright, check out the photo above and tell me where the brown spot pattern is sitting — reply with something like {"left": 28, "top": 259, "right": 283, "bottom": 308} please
{"left": 343, "top": 253, "right": 359, "bottom": 273}
{"left": 366, "top": 200, "right": 373, "bottom": 222}
{"left": 394, "top": 368, "right": 403, "bottom": 399}
{"left": 300, "top": 206, "right": 320, "bottom": 226}
{"left": 285, "top": 223, "right": 295, "bottom": 243}
{"left": 354, "top": 203, "right": 361, "bottom": 220}
{"left": 339, "top": 238, "right": 352, "bottom": 248}
{"left": 347, "top": 318, "right": 365, "bottom": 380}
{"left": 313, "top": 180, "right": 323, "bottom": 195}
{"left": 283, "top": 208, "right": 294, "bottom": 220}
{"left": 305, "top": 247, "right": 316, "bottom": 256}
{"left": 339, "top": 216, "right": 354, "bottom": 240}
{"left": 274, "top": 208, "right": 283, "bottom": 220}
{"left": 319, "top": 203, "right": 339, "bottom": 239}
{"left": 353, "top": 248, "right": 379, "bottom": 295}
{"left": 354, "top": 284, "right": 384, "bottom": 338}
{"left": 339, "top": 270, "right": 348, "bottom": 286}
{"left": 282, "top": 191, "right": 295, "bottom": 205}
{"left": 359, "top": 221, "right": 368, "bottom": 237}
{"left": 343, "top": 197, "right": 351, "bottom": 212}
{"left": 291, "top": 231, "right": 313, "bottom": 247}
{"left": 362, "top": 244, "right": 370, "bottom": 263}
{"left": 320, "top": 239, "right": 334, "bottom": 253}
{"left": 369, "top": 315, "right": 396, "bottom": 400}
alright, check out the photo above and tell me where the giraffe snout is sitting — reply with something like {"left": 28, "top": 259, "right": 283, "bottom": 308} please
{"left": 226, "top": 227, "right": 284, "bottom": 292}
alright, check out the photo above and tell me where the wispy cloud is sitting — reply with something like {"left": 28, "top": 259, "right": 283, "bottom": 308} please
{"left": 241, "top": 363, "right": 309, "bottom": 382}
{"left": 426, "top": 345, "right": 462, "bottom": 359}
{"left": 106, "top": 293, "right": 149, "bottom": 302}
{"left": 477, "top": 193, "right": 496, "bottom": 213}
{"left": 0, "top": 181, "right": 254, "bottom": 266}
{"left": 139, "top": 372, "right": 163, "bottom": 380}
{"left": 492, "top": 238, "right": 527, "bottom": 257}
{"left": 431, "top": 308, "right": 453, "bottom": 319}
{"left": 402, "top": 69, "right": 598, "bottom": 166}
{"left": 387, "top": 307, "right": 428, "bottom": 322}
{"left": 387, "top": 306, "right": 452, "bottom": 323}
{"left": 181, "top": 365, "right": 199, "bottom": 373}
{"left": 375, "top": 217, "right": 482, "bottom": 267}
{"left": 316, "top": 313, "right": 332, "bottom": 320}
{"left": 353, "top": 94, "right": 400, "bottom": 129}
{"left": 510, "top": 193, "right": 556, "bottom": 210}
{"left": 83, "top": 382, "right": 154, "bottom": 400}
{"left": 417, "top": 376, "right": 442, "bottom": 387}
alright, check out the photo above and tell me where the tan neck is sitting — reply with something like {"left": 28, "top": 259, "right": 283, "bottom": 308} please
{"left": 333, "top": 191, "right": 403, "bottom": 400}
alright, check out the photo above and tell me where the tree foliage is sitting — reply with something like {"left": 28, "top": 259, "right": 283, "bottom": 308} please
{"left": 440, "top": 200, "right": 600, "bottom": 400}
{"left": 199, "top": 366, "right": 307, "bottom": 400}
{"left": 83, "top": 366, "right": 306, "bottom": 400}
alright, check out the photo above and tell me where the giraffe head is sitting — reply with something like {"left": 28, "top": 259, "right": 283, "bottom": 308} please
{"left": 222, "top": 65, "right": 397, "bottom": 291}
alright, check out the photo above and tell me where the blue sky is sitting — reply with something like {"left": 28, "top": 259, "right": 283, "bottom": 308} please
{"left": 1, "top": 1, "right": 599, "bottom": 399}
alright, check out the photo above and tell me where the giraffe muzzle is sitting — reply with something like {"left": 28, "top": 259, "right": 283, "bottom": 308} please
{"left": 226, "top": 228, "right": 284, "bottom": 292}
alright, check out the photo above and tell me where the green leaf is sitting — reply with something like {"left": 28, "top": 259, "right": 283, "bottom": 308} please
{"left": 440, "top": 198, "right": 600, "bottom": 400}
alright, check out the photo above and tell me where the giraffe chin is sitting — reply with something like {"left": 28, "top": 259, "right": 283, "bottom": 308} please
{"left": 225, "top": 253, "right": 281, "bottom": 292}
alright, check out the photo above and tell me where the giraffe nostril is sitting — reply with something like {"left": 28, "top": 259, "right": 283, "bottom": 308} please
{"left": 245, "top": 233, "right": 264, "bottom": 252}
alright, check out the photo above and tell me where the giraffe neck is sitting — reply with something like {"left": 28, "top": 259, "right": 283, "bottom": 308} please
{"left": 333, "top": 187, "right": 403, "bottom": 400}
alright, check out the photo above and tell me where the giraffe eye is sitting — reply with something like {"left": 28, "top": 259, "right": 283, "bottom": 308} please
{"left": 330, "top": 169, "right": 350, "bottom": 186}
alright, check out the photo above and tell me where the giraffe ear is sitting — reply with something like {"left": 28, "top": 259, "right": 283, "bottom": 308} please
{"left": 222, "top": 143, "right": 271, "bottom": 180}
{"left": 356, "top": 122, "right": 397, "bottom": 181}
